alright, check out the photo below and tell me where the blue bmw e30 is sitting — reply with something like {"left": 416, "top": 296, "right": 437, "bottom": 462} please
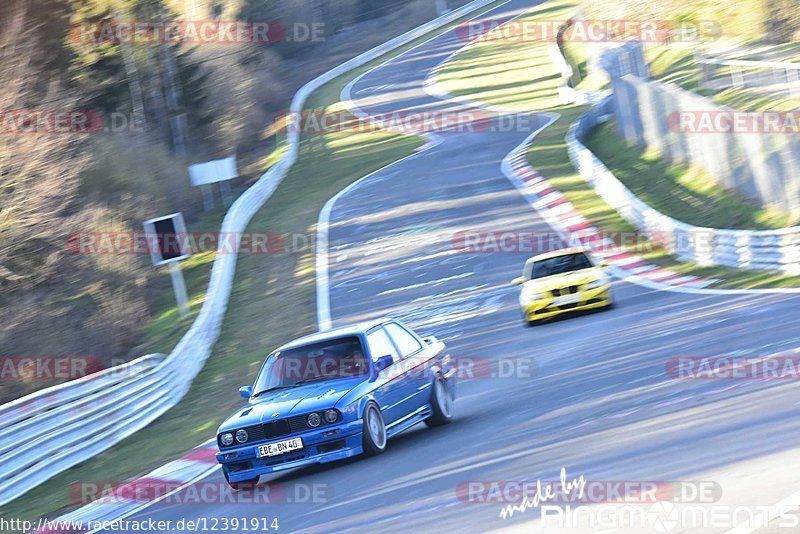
{"left": 215, "top": 318, "right": 455, "bottom": 489}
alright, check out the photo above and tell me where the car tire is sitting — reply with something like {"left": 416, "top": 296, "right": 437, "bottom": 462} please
{"left": 362, "top": 402, "right": 387, "bottom": 456}
{"left": 223, "top": 470, "right": 258, "bottom": 491}
{"left": 425, "top": 375, "right": 454, "bottom": 427}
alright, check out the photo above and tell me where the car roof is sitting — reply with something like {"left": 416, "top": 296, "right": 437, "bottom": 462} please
{"left": 277, "top": 319, "right": 390, "bottom": 350}
{"left": 526, "top": 247, "right": 588, "bottom": 264}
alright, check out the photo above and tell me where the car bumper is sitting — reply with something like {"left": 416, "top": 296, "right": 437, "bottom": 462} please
{"left": 216, "top": 419, "right": 363, "bottom": 482}
{"left": 522, "top": 286, "right": 612, "bottom": 322}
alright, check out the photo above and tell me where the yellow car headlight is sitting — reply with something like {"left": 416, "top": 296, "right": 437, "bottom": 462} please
{"left": 584, "top": 279, "right": 607, "bottom": 290}
{"left": 522, "top": 291, "right": 545, "bottom": 301}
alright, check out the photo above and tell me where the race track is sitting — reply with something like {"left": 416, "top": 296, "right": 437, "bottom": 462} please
{"left": 105, "top": 1, "right": 800, "bottom": 532}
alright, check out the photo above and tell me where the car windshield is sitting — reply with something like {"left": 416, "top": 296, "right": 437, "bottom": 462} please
{"left": 528, "top": 252, "right": 593, "bottom": 280}
{"left": 252, "top": 336, "right": 368, "bottom": 396}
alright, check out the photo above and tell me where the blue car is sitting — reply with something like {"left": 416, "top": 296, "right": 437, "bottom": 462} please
{"left": 216, "top": 318, "right": 455, "bottom": 489}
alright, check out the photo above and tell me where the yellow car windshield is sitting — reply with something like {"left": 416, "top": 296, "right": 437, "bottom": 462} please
{"left": 529, "top": 253, "right": 593, "bottom": 280}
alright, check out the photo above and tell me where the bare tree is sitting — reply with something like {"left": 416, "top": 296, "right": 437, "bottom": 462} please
{"left": 0, "top": 2, "right": 89, "bottom": 287}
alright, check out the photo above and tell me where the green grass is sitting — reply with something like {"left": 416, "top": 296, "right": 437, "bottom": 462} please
{"left": 584, "top": 120, "right": 798, "bottom": 230}
{"left": 0, "top": 0, "right": 510, "bottom": 523}
{"left": 435, "top": 0, "right": 800, "bottom": 289}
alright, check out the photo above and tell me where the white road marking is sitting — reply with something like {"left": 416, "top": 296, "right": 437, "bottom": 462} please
{"left": 377, "top": 273, "right": 473, "bottom": 296}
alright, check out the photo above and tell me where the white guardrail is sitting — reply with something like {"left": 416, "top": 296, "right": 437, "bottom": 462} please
{"left": 567, "top": 97, "right": 800, "bottom": 274}
{"left": 697, "top": 56, "right": 800, "bottom": 97}
{"left": 0, "top": 0, "right": 500, "bottom": 506}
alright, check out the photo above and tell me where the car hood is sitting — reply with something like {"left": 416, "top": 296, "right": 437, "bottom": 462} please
{"left": 220, "top": 376, "right": 365, "bottom": 431}
{"left": 523, "top": 267, "right": 605, "bottom": 292}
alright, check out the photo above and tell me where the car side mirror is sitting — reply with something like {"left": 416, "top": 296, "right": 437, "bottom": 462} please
{"left": 511, "top": 276, "right": 526, "bottom": 286}
{"left": 374, "top": 355, "right": 394, "bottom": 372}
{"left": 239, "top": 385, "right": 253, "bottom": 399}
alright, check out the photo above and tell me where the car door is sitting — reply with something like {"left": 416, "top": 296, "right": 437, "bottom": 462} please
{"left": 365, "top": 326, "right": 405, "bottom": 425}
{"left": 384, "top": 321, "right": 430, "bottom": 412}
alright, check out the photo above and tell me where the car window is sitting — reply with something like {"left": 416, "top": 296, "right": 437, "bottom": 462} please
{"left": 252, "top": 336, "right": 368, "bottom": 394}
{"left": 384, "top": 323, "right": 423, "bottom": 357}
{"left": 366, "top": 328, "right": 400, "bottom": 364}
{"left": 527, "top": 253, "right": 593, "bottom": 279}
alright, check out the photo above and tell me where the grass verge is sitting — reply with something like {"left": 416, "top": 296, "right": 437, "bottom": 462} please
{"left": 435, "top": 0, "right": 800, "bottom": 289}
{"left": 583, "top": 120, "right": 798, "bottom": 230}
{"left": 0, "top": 0, "right": 509, "bottom": 522}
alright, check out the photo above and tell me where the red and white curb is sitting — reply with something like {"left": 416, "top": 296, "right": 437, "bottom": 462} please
{"left": 502, "top": 140, "right": 718, "bottom": 289}
{"left": 33, "top": 440, "right": 218, "bottom": 533}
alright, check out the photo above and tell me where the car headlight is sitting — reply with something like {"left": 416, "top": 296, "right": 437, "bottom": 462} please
{"left": 585, "top": 279, "right": 607, "bottom": 290}
{"left": 324, "top": 409, "right": 339, "bottom": 423}
{"left": 220, "top": 432, "right": 234, "bottom": 446}
{"left": 235, "top": 429, "right": 249, "bottom": 443}
{"left": 307, "top": 413, "right": 321, "bottom": 427}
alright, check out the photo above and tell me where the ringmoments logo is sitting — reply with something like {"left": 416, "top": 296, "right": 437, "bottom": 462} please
{"left": 539, "top": 502, "right": 800, "bottom": 531}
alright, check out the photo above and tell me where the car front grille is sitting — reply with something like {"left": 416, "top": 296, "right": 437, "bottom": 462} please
{"left": 288, "top": 414, "right": 313, "bottom": 433}
{"left": 218, "top": 420, "right": 290, "bottom": 449}
{"left": 263, "top": 419, "right": 291, "bottom": 439}
{"left": 219, "top": 412, "right": 341, "bottom": 448}
{"left": 551, "top": 285, "right": 579, "bottom": 297}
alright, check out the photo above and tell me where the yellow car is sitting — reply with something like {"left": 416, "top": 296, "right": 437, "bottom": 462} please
{"left": 512, "top": 248, "right": 613, "bottom": 325}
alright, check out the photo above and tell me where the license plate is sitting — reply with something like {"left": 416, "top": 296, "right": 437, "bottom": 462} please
{"left": 553, "top": 294, "right": 580, "bottom": 306}
{"left": 257, "top": 437, "right": 303, "bottom": 458}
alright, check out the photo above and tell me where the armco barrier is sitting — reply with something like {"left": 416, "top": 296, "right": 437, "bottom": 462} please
{"left": 603, "top": 42, "right": 800, "bottom": 216}
{"left": 0, "top": 0, "right": 501, "bottom": 506}
{"left": 567, "top": 96, "right": 800, "bottom": 274}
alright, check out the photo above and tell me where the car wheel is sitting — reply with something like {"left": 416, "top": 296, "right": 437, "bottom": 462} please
{"left": 362, "top": 402, "right": 387, "bottom": 456}
{"left": 223, "top": 470, "right": 258, "bottom": 491}
{"left": 425, "top": 375, "right": 454, "bottom": 427}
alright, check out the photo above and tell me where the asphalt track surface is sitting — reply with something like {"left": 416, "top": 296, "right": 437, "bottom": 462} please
{"left": 107, "top": 1, "right": 800, "bottom": 532}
